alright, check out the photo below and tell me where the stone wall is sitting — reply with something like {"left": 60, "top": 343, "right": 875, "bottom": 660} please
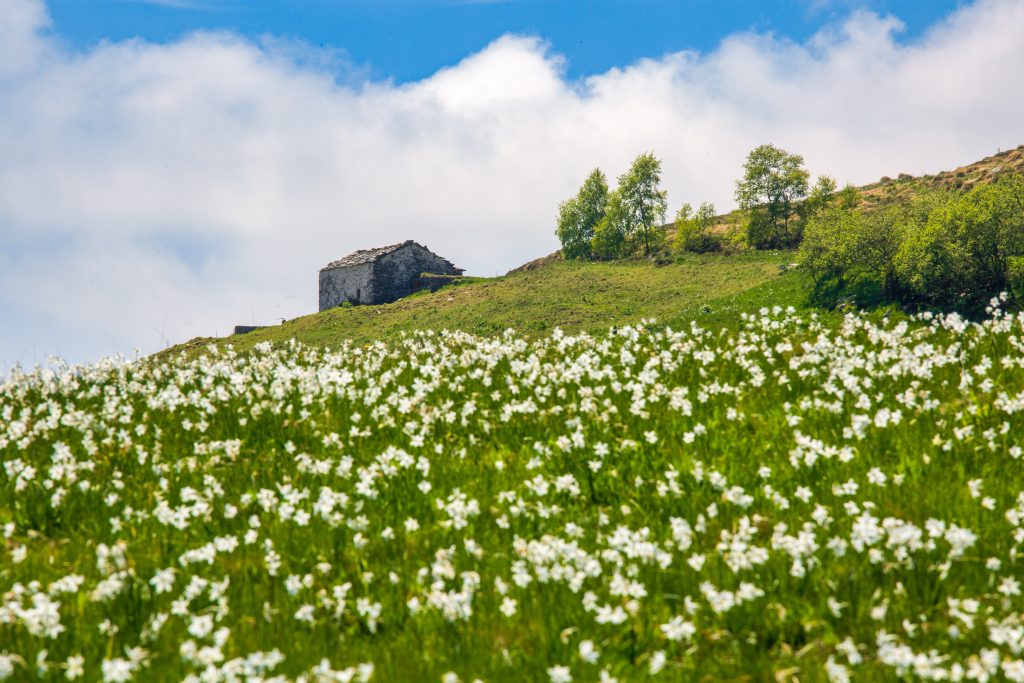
{"left": 370, "top": 245, "right": 461, "bottom": 304}
{"left": 319, "top": 261, "right": 374, "bottom": 311}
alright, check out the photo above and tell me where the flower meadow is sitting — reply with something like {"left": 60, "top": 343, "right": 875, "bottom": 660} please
{"left": 4, "top": 301, "right": 1024, "bottom": 682}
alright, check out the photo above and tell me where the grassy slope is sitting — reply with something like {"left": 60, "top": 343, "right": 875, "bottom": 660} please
{"left": 171, "top": 251, "right": 804, "bottom": 356}
{"left": 163, "top": 145, "right": 1024, "bottom": 358}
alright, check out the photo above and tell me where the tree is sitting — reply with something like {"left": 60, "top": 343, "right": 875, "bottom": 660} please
{"left": 802, "top": 175, "right": 838, "bottom": 223}
{"left": 673, "top": 202, "right": 720, "bottom": 255}
{"left": 800, "top": 186, "right": 899, "bottom": 293}
{"left": 591, "top": 190, "right": 628, "bottom": 259}
{"left": 555, "top": 168, "right": 608, "bottom": 260}
{"left": 618, "top": 152, "right": 668, "bottom": 256}
{"left": 799, "top": 171, "right": 1024, "bottom": 310}
{"left": 798, "top": 202, "right": 865, "bottom": 288}
{"left": 735, "top": 144, "right": 810, "bottom": 249}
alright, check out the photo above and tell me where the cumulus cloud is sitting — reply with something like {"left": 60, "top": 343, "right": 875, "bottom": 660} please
{"left": 1, "top": 0, "right": 1023, "bottom": 367}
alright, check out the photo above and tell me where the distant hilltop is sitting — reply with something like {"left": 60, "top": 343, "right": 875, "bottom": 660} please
{"left": 511, "top": 144, "right": 1024, "bottom": 274}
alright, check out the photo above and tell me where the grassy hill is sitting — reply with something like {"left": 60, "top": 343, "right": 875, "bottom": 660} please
{"left": 858, "top": 143, "right": 1024, "bottom": 205}
{"left": 170, "top": 251, "right": 808, "bottom": 357}
{"left": 167, "top": 145, "right": 1024, "bottom": 358}
{"left": 12, "top": 148, "right": 1024, "bottom": 682}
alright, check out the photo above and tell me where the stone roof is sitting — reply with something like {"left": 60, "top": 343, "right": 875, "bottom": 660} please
{"left": 321, "top": 240, "right": 411, "bottom": 270}
{"left": 320, "top": 240, "right": 460, "bottom": 272}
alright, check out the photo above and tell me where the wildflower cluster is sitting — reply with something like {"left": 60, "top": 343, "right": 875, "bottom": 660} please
{"left": 3, "top": 301, "right": 1024, "bottom": 681}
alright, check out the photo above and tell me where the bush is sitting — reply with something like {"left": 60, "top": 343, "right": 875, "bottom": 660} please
{"left": 893, "top": 174, "right": 1024, "bottom": 308}
{"left": 804, "top": 171, "right": 1024, "bottom": 310}
{"left": 591, "top": 214, "right": 627, "bottom": 260}
{"left": 1008, "top": 256, "right": 1024, "bottom": 302}
{"left": 672, "top": 202, "right": 721, "bottom": 256}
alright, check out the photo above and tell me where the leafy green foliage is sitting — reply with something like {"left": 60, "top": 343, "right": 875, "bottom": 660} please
{"left": 798, "top": 186, "right": 875, "bottom": 289}
{"left": 1009, "top": 256, "right": 1024, "bottom": 301}
{"left": 801, "top": 175, "right": 838, "bottom": 223}
{"left": 590, "top": 190, "right": 628, "bottom": 259}
{"left": 801, "top": 172, "right": 1024, "bottom": 310}
{"left": 735, "top": 144, "right": 810, "bottom": 249}
{"left": 672, "top": 202, "right": 721, "bottom": 255}
{"left": 558, "top": 154, "right": 669, "bottom": 261}
{"left": 893, "top": 173, "right": 1024, "bottom": 307}
{"left": 555, "top": 169, "right": 608, "bottom": 260}
{"left": 616, "top": 152, "right": 669, "bottom": 256}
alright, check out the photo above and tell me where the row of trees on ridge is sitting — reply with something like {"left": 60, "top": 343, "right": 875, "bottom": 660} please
{"left": 555, "top": 153, "right": 669, "bottom": 260}
{"left": 556, "top": 144, "right": 1024, "bottom": 310}
{"left": 556, "top": 144, "right": 836, "bottom": 261}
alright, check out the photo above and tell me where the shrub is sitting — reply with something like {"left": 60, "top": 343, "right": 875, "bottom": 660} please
{"left": 673, "top": 202, "right": 721, "bottom": 255}
{"left": 808, "top": 171, "right": 1024, "bottom": 310}
{"left": 1008, "top": 256, "right": 1024, "bottom": 302}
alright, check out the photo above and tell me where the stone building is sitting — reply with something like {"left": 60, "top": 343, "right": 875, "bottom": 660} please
{"left": 319, "top": 240, "right": 463, "bottom": 311}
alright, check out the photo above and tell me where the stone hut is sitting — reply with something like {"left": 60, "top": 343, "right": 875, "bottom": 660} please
{"left": 319, "top": 240, "right": 463, "bottom": 311}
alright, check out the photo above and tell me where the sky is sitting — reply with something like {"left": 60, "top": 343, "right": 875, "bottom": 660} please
{"left": 1, "top": 0, "right": 1023, "bottom": 369}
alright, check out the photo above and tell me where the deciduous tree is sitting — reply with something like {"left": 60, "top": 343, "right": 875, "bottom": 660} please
{"left": 735, "top": 144, "right": 809, "bottom": 249}
{"left": 618, "top": 152, "right": 668, "bottom": 256}
{"left": 555, "top": 168, "right": 608, "bottom": 260}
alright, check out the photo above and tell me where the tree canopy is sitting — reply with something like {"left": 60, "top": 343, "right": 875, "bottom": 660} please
{"left": 555, "top": 168, "right": 608, "bottom": 261}
{"left": 735, "top": 144, "right": 810, "bottom": 249}
{"left": 617, "top": 152, "right": 669, "bottom": 256}
{"left": 800, "top": 172, "right": 1024, "bottom": 310}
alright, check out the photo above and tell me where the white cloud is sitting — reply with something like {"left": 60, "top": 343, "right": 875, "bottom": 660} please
{"left": 1, "top": 0, "right": 1023, "bottom": 367}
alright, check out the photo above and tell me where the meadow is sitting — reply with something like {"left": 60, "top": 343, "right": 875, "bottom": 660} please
{"left": 177, "top": 252, "right": 795, "bottom": 355}
{"left": 4, "top": 297, "right": 1024, "bottom": 681}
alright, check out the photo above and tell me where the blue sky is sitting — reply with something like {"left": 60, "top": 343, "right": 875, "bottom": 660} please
{"left": 1, "top": 0, "right": 1022, "bottom": 368}
{"left": 49, "top": 0, "right": 965, "bottom": 83}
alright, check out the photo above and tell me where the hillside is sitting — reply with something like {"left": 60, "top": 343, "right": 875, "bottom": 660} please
{"left": 169, "top": 251, "right": 805, "bottom": 356}
{"left": 858, "top": 143, "right": 1024, "bottom": 205}
{"left": 167, "top": 144, "right": 1023, "bottom": 357}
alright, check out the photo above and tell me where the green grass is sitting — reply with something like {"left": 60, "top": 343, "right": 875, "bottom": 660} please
{"left": 172, "top": 251, "right": 801, "bottom": 357}
{"left": 4, "top": 304, "right": 1024, "bottom": 681}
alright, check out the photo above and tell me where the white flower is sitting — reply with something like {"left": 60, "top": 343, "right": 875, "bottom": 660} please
{"left": 65, "top": 655, "right": 84, "bottom": 680}
{"left": 499, "top": 597, "right": 517, "bottom": 617}
{"left": 648, "top": 650, "right": 666, "bottom": 674}
{"left": 149, "top": 568, "right": 175, "bottom": 595}
{"left": 825, "top": 656, "right": 850, "bottom": 683}
{"left": 578, "top": 640, "right": 599, "bottom": 664}
{"left": 547, "top": 665, "right": 572, "bottom": 683}
{"left": 827, "top": 597, "right": 846, "bottom": 618}
{"left": 0, "top": 655, "right": 15, "bottom": 681}
{"left": 866, "top": 468, "right": 887, "bottom": 486}
{"left": 660, "top": 616, "right": 696, "bottom": 642}
{"left": 100, "top": 658, "right": 133, "bottom": 683}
